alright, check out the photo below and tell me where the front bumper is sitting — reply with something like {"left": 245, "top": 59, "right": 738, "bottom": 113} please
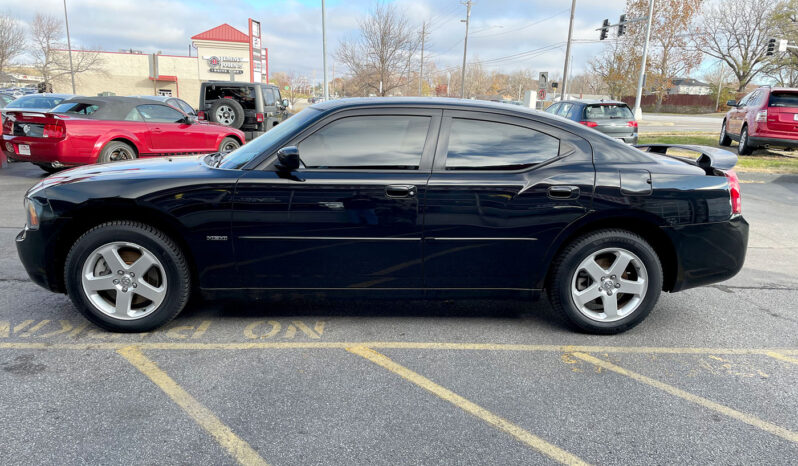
{"left": 663, "top": 215, "right": 749, "bottom": 292}
{"left": 16, "top": 226, "right": 63, "bottom": 292}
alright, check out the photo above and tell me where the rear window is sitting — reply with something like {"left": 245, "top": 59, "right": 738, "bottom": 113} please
{"left": 204, "top": 85, "right": 257, "bottom": 110}
{"left": 768, "top": 92, "right": 798, "bottom": 108}
{"left": 584, "top": 104, "right": 634, "bottom": 120}
{"left": 52, "top": 102, "right": 100, "bottom": 115}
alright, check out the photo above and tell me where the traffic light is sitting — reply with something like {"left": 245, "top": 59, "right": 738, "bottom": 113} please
{"left": 618, "top": 14, "right": 626, "bottom": 36}
{"left": 600, "top": 19, "right": 610, "bottom": 40}
{"left": 766, "top": 38, "right": 776, "bottom": 56}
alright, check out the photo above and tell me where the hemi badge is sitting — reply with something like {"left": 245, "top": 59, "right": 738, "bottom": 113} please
{"left": 206, "top": 235, "right": 228, "bottom": 241}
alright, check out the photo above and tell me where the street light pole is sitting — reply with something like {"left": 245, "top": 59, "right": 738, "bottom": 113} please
{"left": 560, "top": 0, "right": 576, "bottom": 100}
{"left": 321, "top": 0, "right": 329, "bottom": 101}
{"left": 460, "top": 0, "right": 472, "bottom": 99}
{"left": 632, "top": 0, "right": 654, "bottom": 120}
{"left": 63, "top": 0, "right": 76, "bottom": 94}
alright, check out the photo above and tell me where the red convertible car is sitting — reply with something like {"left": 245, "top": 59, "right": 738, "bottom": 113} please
{"left": 2, "top": 96, "right": 245, "bottom": 173}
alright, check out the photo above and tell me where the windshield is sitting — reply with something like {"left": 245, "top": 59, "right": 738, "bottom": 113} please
{"left": 218, "top": 107, "right": 322, "bottom": 169}
{"left": 9, "top": 95, "right": 65, "bottom": 109}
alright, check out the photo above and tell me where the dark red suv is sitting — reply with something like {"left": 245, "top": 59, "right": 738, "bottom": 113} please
{"left": 720, "top": 86, "right": 798, "bottom": 155}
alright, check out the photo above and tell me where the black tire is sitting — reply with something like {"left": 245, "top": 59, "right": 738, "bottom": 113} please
{"left": 36, "top": 163, "right": 64, "bottom": 174}
{"left": 208, "top": 99, "right": 245, "bottom": 130}
{"left": 98, "top": 141, "right": 137, "bottom": 163}
{"left": 547, "top": 229, "right": 663, "bottom": 334}
{"left": 219, "top": 136, "right": 241, "bottom": 152}
{"left": 719, "top": 120, "right": 732, "bottom": 146}
{"left": 737, "top": 126, "right": 754, "bottom": 155}
{"left": 64, "top": 221, "right": 191, "bottom": 332}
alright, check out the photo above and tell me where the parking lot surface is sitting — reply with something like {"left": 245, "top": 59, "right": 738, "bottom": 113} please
{"left": 1, "top": 162, "right": 797, "bottom": 465}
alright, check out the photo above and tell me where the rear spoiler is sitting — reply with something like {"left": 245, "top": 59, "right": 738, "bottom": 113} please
{"left": 635, "top": 144, "right": 738, "bottom": 172}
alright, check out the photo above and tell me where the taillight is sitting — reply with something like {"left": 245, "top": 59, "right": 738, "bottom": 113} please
{"left": 197, "top": 111, "right": 206, "bottom": 120}
{"left": 256, "top": 113, "right": 264, "bottom": 122}
{"left": 627, "top": 120, "right": 638, "bottom": 127}
{"left": 755, "top": 110, "right": 767, "bottom": 122}
{"left": 580, "top": 121, "right": 598, "bottom": 127}
{"left": 2, "top": 117, "right": 12, "bottom": 135}
{"left": 726, "top": 170, "right": 741, "bottom": 215}
{"left": 43, "top": 121, "right": 66, "bottom": 139}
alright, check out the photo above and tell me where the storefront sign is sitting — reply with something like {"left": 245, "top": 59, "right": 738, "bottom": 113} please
{"left": 203, "top": 55, "right": 247, "bottom": 74}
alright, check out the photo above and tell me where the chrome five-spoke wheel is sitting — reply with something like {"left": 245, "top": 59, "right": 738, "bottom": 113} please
{"left": 81, "top": 241, "right": 167, "bottom": 320}
{"left": 570, "top": 247, "right": 648, "bottom": 322}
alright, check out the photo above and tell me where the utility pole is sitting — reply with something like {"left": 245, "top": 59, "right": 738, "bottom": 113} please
{"left": 714, "top": 63, "right": 725, "bottom": 112}
{"left": 460, "top": 0, "right": 472, "bottom": 99}
{"left": 632, "top": 0, "right": 654, "bottom": 120}
{"left": 560, "top": 0, "right": 576, "bottom": 100}
{"left": 322, "top": 0, "right": 329, "bottom": 101}
{"left": 62, "top": 0, "right": 76, "bottom": 94}
{"left": 419, "top": 22, "right": 426, "bottom": 96}
{"left": 447, "top": 72, "right": 451, "bottom": 96}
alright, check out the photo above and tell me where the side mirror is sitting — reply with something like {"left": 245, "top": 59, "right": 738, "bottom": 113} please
{"left": 183, "top": 115, "right": 196, "bottom": 124}
{"left": 726, "top": 99, "right": 737, "bottom": 107}
{"left": 281, "top": 98, "right": 290, "bottom": 108}
{"left": 276, "top": 146, "right": 300, "bottom": 171}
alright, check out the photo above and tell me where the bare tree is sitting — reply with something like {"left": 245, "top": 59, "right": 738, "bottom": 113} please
{"left": 0, "top": 13, "right": 25, "bottom": 77}
{"left": 271, "top": 71, "right": 306, "bottom": 106}
{"left": 336, "top": 3, "right": 420, "bottom": 96}
{"left": 698, "top": 0, "right": 776, "bottom": 91}
{"left": 588, "top": 38, "right": 639, "bottom": 100}
{"left": 29, "top": 13, "right": 104, "bottom": 87}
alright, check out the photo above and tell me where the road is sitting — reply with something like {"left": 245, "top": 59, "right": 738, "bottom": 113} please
{"left": 639, "top": 113, "right": 724, "bottom": 134}
{"left": 0, "top": 162, "right": 797, "bottom": 465}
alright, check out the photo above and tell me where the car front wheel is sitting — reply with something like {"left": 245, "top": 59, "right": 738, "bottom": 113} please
{"left": 219, "top": 137, "right": 240, "bottom": 152}
{"left": 548, "top": 229, "right": 663, "bottom": 334}
{"left": 64, "top": 221, "right": 191, "bottom": 332}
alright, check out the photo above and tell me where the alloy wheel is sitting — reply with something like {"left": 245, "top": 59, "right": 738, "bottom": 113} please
{"left": 110, "top": 147, "right": 134, "bottom": 161}
{"left": 570, "top": 247, "right": 648, "bottom": 322}
{"left": 81, "top": 241, "right": 167, "bottom": 320}
{"left": 215, "top": 105, "right": 236, "bottom": 126}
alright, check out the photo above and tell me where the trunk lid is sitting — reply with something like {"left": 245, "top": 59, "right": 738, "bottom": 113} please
{"left": 766, "top": 91, "right": 798, "bottom": 135}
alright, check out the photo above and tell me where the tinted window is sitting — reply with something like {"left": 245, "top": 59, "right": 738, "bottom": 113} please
{"left": 137, "top": 104, "right": 185, "bottom": 123}
{"left": 445, "top": 118, "right": 560, "bottom": 171}
{"left": 298, "top": 115, "right": 430, "bottom": 170}
{"left": 768, "top": 92, "right": 798, "bottom": 108}
{"left": 262, "top": 87, "right": 276, "bottom": 106}
{"left": 51, "top": 102, "right": 100, "bottom": 115}
{"left": 584, "top": 104, "right": 634, "bottom": 120}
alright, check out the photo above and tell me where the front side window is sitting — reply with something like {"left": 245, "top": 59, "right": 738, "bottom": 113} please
{"left": 546, "top": 103, "right": 560, "bottom": 114}
{"left": 263, "top": 87, "right": 276, "bottom": 106}
{"left": 444, "top": 118, "right": 560, "bottom": 171}
{"left": 557, "top": 103, "right": 573, "bottom": 117}
{"left": 738, "top": 91, "right": 755, "bottom": 107}
{"left": 137, "top": 104, "right": 185, "bottom": 123}
{"left": 174, "top": 99, "right": 195, "bottom": 115}
{"left": 298, "top": 115, "right": 430, "bottom": 170}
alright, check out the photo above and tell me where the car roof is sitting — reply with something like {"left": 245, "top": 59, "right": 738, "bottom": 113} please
{"left": 55, "top": 96, "right": 186, "bottom": 120}
{"left": 13, "top": 93, "right": 75, "bottom": 99}
{"left": 311, "top": 96, "right": 550, "bottom": 115}
{"left": 202, "top": 81, "right": 276, "bottom": 88}
{"left": 557, "top": 99, "right": 628, "bottom": 106}
{"left": 131, "top": 95, "right": 175, "bottom": 102}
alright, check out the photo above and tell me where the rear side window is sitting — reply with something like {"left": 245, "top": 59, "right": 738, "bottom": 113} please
{"left": 444, "top": 118, "right": 560, "bottom": 171}
{"left": 769, "top": 92, "right": 798, "bottom": 108}
{"left": 584, "top": 104, "right": 634, "bottom": 120}
{"left": 298, "top": 115, "right": 430, "bottom": 170}
{"left": 51, "top": 102, "right": 100, "bottom": 115}
{"left": 136, "top": 104, "right": 185, "bottom": 123}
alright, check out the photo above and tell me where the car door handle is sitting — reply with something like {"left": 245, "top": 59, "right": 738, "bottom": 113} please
{"left": 547, "top": 185, "right": 579, "bottom": 200}
{"left": 385, "top": 185, "right": 417, "bottom": 198}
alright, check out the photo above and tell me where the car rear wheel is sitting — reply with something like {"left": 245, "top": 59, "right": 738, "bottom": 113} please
{"left": 719, "top": 120, "right": 732, "bottom": 146}
{"left": 737, "top": 126, "right": 754, "bottom": 155}
{"left": 219, "top": 137, "right": 240, "bottom": 152}
{"left": 98, "top": 141, "right": 137, "bottom": 163}
{"left": 209, "top": 99, "right": 245, "bottom": 130}
{"left": 64, "top": 221, "right": 191, "bottom": 332}
{"left": 547, "top": 229, "right": 663, "bottom": 334}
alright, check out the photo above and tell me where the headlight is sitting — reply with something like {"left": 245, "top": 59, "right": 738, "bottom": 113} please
{"left": 24, "top": 197, "right": 40, "bottom": 230}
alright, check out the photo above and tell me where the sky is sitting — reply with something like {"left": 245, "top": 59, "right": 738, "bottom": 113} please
{"left": 3, "top": 0, "right": 670, "bottom": 83}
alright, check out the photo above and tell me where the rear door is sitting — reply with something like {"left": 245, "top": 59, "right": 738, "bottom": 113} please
{"left": 583, "top": 103, "right": 636, "bottom": 140}
{"left": 232, "top": 108, "right": 441, "bottom": 289}
{"left": 423, "top": 110, "right": 594, "bottom": 291}
{"left": 765, "top": 90, "right": 798, "bottom": 137}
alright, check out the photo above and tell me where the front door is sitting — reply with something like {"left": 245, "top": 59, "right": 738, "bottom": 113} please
{"left": 423, "top": 110, "right": 594, "bottom": 291}
{"left": 138, "top": 104, "right": 204, "bottom": 155}
{"left": 232, "top": 109, "right": 440, "bottom": 290}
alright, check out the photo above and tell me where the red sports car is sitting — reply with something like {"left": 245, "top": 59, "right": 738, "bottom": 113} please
{"left": 2, "top": 96, "right": 245, "bottom": 173}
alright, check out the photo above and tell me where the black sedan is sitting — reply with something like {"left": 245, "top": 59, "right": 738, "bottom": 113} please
{"left": 16, "top": 98, "right": 748, "bottom": 334}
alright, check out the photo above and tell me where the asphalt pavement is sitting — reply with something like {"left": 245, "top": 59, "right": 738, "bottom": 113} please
{"left": 0, "top": 161, "right": 797, "bottom": 465}
{"left": 639, "top": 113, "right": 724, "bottom": 134}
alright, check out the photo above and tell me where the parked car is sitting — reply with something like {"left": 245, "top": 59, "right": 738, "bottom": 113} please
{"left": 2, "top": 96, "right": 245, "bottom": 173}
{"left": 546, "top": 99, "right": 638, "bottom": 144}
{"left": 15, "top": 98, "right": 747, "bottom": 334}
{"left": 131, "top": 95, "right": 197, "bottom": 117}
{"left": 1, "top": 93, "right": 74, "bottom": 127}
{"left": 720, "top": 86, "right": 798, "bottom": 155}
{"left": 0, "top": 94, "right": 15, "bottom": 108}
{"left": 198, "top": 81, "right": 290, "bottom": 138}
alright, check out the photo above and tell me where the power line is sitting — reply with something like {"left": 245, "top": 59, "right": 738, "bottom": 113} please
{"left": 470, "top": 8, "right": 569, "bottom": 38}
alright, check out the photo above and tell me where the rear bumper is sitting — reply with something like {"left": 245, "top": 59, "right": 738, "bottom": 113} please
{"left": 748, "top": 135, "right": 798, "bottom": 149}
{"left": 2, "top": 134, "right": 89, "bottom": 165}
{"left": 663, "top": 215, "right": 749, "bottom": 292}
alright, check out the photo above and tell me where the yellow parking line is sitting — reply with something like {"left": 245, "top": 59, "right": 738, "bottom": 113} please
{"left": 0, "top": 341, "right": 797, "bottom": 355}
{"left": 765, "top": 352, "right": 798, "bottom": 365}
{"left": 117, "top": 346, "right": 268, "bottom": 466}
{"left": 571, "top": 352, "right": 798, "bottom": 444}
{"left": 347, "top": 346, "right": 589, "bottom": 466}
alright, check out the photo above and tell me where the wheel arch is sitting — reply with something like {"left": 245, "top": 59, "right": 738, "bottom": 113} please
{"left": 541, "top": 212, "right": 678, "bottom": 292}
{"left": 52, "top": 202, "right": 198, "bottom": 294}
{"left": 94, "top": 134, "right": 144, "bottom": 160}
